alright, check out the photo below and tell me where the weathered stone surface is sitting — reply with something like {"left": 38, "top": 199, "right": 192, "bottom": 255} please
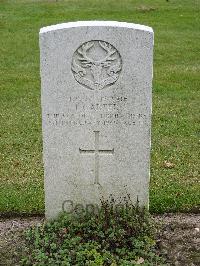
{"left": 40, "top": 21, "right": 154, "bottom": 219}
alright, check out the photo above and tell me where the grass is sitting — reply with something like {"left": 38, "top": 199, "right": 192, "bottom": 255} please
{"left": 0, "top": 0, "right": 199, "bottom": 214}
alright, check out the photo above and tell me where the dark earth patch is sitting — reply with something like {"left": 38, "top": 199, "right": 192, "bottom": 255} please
{"left": 155, "top": 214, "right": 200, "bottom": 266}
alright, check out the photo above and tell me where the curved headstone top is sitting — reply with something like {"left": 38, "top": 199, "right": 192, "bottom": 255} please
{"left": 40, "top": 21, "right": 153, "bottom": 34}
{"left": 40, "top": 20, "right": 154, "bottom": 219}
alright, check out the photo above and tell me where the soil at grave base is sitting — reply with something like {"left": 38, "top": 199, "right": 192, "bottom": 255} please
{"left": 0, "top": 214, "right": 199, "bottom": 266}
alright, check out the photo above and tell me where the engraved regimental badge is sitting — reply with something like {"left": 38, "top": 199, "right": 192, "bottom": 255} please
{"left": 71, "top": 40, "right": 122, "bottom": 90}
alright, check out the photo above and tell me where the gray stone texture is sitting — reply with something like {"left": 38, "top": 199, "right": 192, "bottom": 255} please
{"left": 40, "top": 21, "right": 154, "bottom": 219}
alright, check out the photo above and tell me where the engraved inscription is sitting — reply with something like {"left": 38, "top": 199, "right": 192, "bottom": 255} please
{"left": 45, "top": 95, "right": 148, "bottom": 127}
{"left": 46, "top": 112, "right": 146, "bottom": 127}
{"left": 79, "top": 131, "right": 114, "bottom": 185}
{"left": 71, "top": 40, "right": 122, "bottom": 90}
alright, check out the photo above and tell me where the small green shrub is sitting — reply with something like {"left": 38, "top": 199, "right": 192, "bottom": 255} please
{"left": 20, "top": 197, "right": 167, "bottom": 265}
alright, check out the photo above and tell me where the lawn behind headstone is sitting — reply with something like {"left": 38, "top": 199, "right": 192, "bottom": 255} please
{"left": 0, "top": 0, "right": 199, "bottom": 215}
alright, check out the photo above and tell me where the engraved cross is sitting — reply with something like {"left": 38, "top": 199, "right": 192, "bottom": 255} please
{"left": 79, "top": 131, "right": 114, "bottom": 185}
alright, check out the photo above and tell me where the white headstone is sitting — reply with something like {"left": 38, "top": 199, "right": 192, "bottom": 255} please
{"left": 40, "top": 21, "right": 154, "bottom": 219}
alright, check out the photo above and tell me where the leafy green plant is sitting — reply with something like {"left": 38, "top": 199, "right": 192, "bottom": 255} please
{"left": 20, "top": 197, "right": 167, "bottom": 265}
